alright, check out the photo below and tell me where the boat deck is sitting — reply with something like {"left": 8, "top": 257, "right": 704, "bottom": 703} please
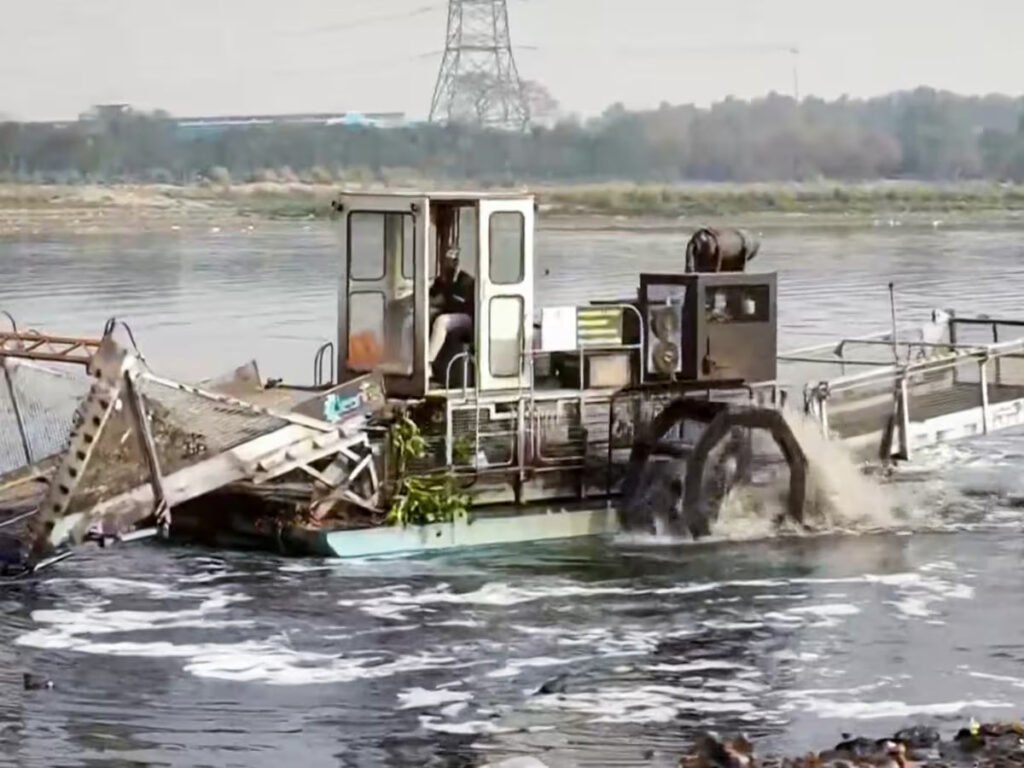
{"left": 780, "top": 316, "right": 1024, "bottom": 458}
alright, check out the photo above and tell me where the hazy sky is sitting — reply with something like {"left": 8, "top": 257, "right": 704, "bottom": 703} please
{"left": 1, "top": 0, "right": 1021, "bottom": 121}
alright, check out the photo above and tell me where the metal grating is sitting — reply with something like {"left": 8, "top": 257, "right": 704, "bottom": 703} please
{"left": 137, "top": 376, "right": 289, "bottom": 457}
{"left": 0, "top": 360, "right": 91, "bottom": 476}
{"left": 66, "top": 374, "right": 292, "bottom": 515}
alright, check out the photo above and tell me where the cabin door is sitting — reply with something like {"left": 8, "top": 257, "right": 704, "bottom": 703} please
{"left": 476, "top": 199, "right": 534, "bottom": 391}
{"left": 337, "top": 196, "right": 429, "bottom": 395}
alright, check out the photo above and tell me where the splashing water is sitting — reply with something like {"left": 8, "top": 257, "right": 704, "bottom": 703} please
{"left": 711, "top": 409, "right": 914, "bottom": 540}
{"left": 620, "top": 403, "right": 946, "bottom": 546}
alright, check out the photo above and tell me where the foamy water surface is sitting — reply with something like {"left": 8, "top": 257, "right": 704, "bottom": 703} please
{"left": 3, "top": 218, "right": 1024, "bottom": 766}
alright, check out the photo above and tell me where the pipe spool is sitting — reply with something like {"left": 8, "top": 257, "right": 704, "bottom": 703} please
{"left": 685, "top": 228, "right": 761, "bottom": 273}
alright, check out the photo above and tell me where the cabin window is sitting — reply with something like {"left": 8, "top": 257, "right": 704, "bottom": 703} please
{"left": 346, "top": 292, "right": 385, "bottom": 371}
{"left": 400, "top": 214, "right": 416, "bottom": 278}
{"left": 458, "top": 206, "right": 478, "bottom": 277}
{"left": 489, "top": 296, "right": 524, "bottom": 377}
{"left": 488, "top": 212, "right": 525, "bottom": 285}
{"left": 348, "top": 211, "right": 413, "bottom": 281}
{"left": 704, "top": 284, "right": 771, "bottom": 324}
{"left": 430, "top": 204, "right": 477, "bottom": 278}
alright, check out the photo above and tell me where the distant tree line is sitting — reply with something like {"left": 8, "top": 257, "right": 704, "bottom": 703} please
{"left": 3, "top": 88, "right": 1024, "bottom": 184}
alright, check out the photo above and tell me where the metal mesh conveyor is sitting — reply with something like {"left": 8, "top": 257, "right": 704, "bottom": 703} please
{"left": 0, "top": 329, "right": 383, "bottom": 563}
{"left": 66, "top": 374, "right": 294, "bottom": 516}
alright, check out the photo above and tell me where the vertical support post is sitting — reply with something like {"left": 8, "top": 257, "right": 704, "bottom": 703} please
{"left": 2, "top": 360, "right": 32, "bottom": 466}
{"left": 818, "top": 397, "right": 830, "bottom": 439}
{"left": 577, "top": 345, "right": 585, "bottom": 394}
{"left": 992, "top": 323, "right": 1002, "bottom": 386}
{"left": 516, "top": 397, "right": 527, "bottom": 486}
{"left": 898, "top": 375, "right": 912, "bottom": 461}
{"left": 124, "top": 371, "right": 170, "bottom": 535}
{"left": 811, "top": 384, "right": 830, "bottom": 439}
{"left": 577, "top": 394, "right": 587, "bottom": 501}
{"left": 445, "top": 397, "right": 455, "bottom": 466}
{"left": 980, "top": 358, "right": 990, "bottom": 435}
{"left": 605, "top": 394, "right": 615, "bottom": 500}
{"left": 888, "top": 282, "right": 900, "bottom": 365}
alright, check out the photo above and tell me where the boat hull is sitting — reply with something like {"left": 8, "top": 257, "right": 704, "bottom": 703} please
{"left": 309, "top": 505, "right": 620, "bottom": 558}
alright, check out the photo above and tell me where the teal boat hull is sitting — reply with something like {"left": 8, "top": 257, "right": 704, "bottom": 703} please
{"left": 308, "top": 505, "right": 620, "bottom": 558}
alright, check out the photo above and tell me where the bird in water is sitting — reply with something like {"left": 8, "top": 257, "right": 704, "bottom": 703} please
{"left": 22, "top": 673, "right": 53, "bottom": 691}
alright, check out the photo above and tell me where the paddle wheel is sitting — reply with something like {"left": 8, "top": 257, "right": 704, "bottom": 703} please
{"left": 619, "top": 396, "right": 808, "bottom": 538}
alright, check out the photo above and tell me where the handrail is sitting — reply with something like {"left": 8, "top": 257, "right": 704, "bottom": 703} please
{"left": 313, "top": 341, "right": 336, "bottom": 388}
{"left": 806, "top": 335, "right": 1024, "bottom": 399}
{"left": 952, "top": 317, "right": 1024, "bottom": 328}
{"left": 529, "top": 302, "right": 646, "bottom": 392}
{"left": 782, "top": 314, "right": 1024, "bottom": 361}
{"left": 779, "top": 337, "right": 979, "bottom": 363}
{"left": 444, "top": 350, "right": 475, "bottom": 399}
{"left": 780, "top": 330, "right": 894, "bottom": 358}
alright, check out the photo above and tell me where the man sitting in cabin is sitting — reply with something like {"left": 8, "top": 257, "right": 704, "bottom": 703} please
{"left": 428, "top": 247, "right": 475, "bottom": 364}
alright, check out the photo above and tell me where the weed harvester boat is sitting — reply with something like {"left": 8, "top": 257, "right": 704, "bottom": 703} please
{"left": 3, "top": 191, "right": 1023, "bottom": 575}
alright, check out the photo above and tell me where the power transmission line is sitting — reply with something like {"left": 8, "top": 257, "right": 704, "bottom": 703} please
{"left": 289, "top": 4, "right": 445, "bottom": 36}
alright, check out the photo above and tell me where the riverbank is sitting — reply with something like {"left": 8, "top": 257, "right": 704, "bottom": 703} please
{"left": 2, "top": 180, "right": 1024, "bottom": 236}
{"left": 480, "top": 720, "right": 1024, "bottom": 768}
{"left": 686, "top": 721, "right": 1024, "bottom": 768}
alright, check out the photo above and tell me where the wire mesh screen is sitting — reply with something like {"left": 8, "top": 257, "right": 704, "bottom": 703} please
{"left": 535, "top": 400, "right": 586, "bottom": 462}
{"left": 952, "top": 320, "right": 1024, "bottom": 390}
{"left": 779, "top": 318, "right": 957, "bottom": 391}
{"left": 0, "top": 360, "right": 91, "bottom": 477}
{"left": 821, "top": 372, "right": 900, "bottom": 442}
{"left": 905, "top": 358, "right": 979, "bottom": 423}
{"left": 67, "top": 375, "right": 291, "bottom": 515}
{"left": 451, "top": 404, "right": 516, "bottom": 468}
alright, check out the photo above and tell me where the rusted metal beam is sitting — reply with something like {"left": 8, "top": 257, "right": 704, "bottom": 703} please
{"left": 27, "top": 337, "right": 132, "bottom": 558}
{"left": 124, "top": 371, "right": 171, "bottom": 535}
{"left": 0, "top": 331, "right": 101, "bottom": 366}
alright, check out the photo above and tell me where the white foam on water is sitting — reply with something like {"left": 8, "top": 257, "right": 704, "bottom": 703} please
{"left": 765, "top": 602, "right": 861, "bottom": 629}
{"left": 968, "top": 671, "right": 1024, "bottom": 688}
{"left": 440, "top": 702, "right": 469, "bottom": 719}
{"left": 419, "top": 716, "right": 512, "bottom": 735}
{"left": 15, "top": 579, "right": 493, "bottom": 687}
{"left": 17, "top": 589, "right": 254, "bottom": 646}
{"left": 339, "top": 581, "right": 641, "bottom": 621}
{"left": 486, "top": 655, "right": 591, "bottom": 680}
{"left": 782, "top": 680, "right": 892, "bottom": 698}
{"left": 430, "top": 619, "right": 485, "bottom": 629}
{"left": 397, "top": 687, "right": 474, "bottom": 710}
{"left": 529, "top": 684, "right": 759, "bottom": 724}
{"left": 646, "top": 660, "right": 754, "bottom": 674}
{"left": 704, "top": 678, "right": 767, "bottom": 694}
{"left": 800, "top": 697, "right": 1014, "bottom": 720}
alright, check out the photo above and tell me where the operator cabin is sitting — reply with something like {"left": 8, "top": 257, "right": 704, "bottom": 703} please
{"left": 335, "top": 191, "right": 778, "bottom": 400}
{"left": 337, "top": 191, "right": 535, "bottom": 397}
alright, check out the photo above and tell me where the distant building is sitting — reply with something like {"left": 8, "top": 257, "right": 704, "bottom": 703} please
{"left": 174, "top": 111, "right": 407, "bottom": 135}
{"left": 78, "top": 104, "right": 132, "bottom": 122}
{"left": 18, "top": 107, "right": 408, "bottom": 133}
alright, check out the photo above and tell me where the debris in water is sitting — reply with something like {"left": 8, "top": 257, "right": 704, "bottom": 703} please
{"left": 22, "top": 673, "right": 53, "bottom": 691}
{"left": 676, "top": 720, "right": 1024, "bottom": 768}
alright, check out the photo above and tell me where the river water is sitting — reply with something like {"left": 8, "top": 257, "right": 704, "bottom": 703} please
{"left": 2, "top": 217, "right": 1024, "bottom": 767}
